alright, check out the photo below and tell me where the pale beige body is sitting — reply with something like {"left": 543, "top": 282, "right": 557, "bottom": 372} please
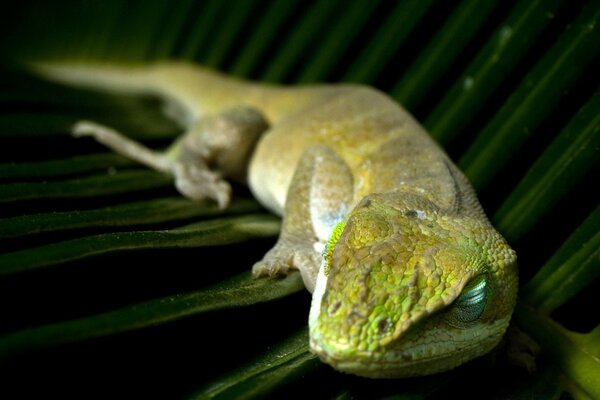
{"left": 42, "top": 63, "right": 464, "bottom": 213}
{"left": 36, "top": 62, "right": 518, "bottom": 378}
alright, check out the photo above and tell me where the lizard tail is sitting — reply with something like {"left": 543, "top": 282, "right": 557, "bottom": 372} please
{"left": 30, "top": 60, "right": 341, "bottom": 127}
{"left": 30, "top": 61, "right": 265, "bottom": 126}
{"left": 32, "top": 61, "right": 163, "bottom": 94}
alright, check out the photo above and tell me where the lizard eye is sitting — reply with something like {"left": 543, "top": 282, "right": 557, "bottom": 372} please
{"left": 448, "top": 275, "right": 487, "bottom": 326}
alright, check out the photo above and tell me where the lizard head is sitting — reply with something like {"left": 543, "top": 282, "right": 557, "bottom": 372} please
{"left": 308, "top": 191, "right": 517, "bottom": 378}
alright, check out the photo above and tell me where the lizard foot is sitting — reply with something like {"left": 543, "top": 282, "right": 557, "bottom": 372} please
{"left": 173, "top": 163, "right": 232, "bottom": 209}
{"left": 505, "top": 325, "right": 541, "bottom": 373}
{"left": 252, "top": 241, "right": 321, "bottom": 291}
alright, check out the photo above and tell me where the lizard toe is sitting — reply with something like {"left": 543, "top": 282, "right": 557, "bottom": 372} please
{"left": 251, "top": 249, "right": 295, "bottom": 278}
{"left": 252, "top": 241, "right": 321, "bottom": 292}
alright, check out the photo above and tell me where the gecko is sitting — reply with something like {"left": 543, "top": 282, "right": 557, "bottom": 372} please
{"left": 34, "top": 62, "right": 518, "bottom": 378}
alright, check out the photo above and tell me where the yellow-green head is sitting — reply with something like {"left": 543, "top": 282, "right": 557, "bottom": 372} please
{"left": 309, "top": 191, "right": 517, "bottom": 378}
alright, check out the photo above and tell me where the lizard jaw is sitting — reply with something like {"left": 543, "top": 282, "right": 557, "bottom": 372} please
{"left": 309, "top": 315, "right": 510, "bottom": 378}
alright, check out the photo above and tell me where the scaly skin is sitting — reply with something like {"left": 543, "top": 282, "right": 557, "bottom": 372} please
{"left": 309, "top": 192, "right": 517, "bottom": 377}
{"left": 34, "top": 61, "right": 518, "bottom": 378}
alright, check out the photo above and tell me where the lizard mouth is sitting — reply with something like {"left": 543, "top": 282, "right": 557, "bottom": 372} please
{"left": 309, "top": 324, "right": 504, "bottom": 379}
{"left": 309, "top": 339, "right": 452, "bottom": 378}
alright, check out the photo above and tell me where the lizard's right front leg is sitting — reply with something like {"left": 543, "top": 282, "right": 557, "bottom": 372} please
{"left": 252, "top": 145, "right": 355, "bottom": 292}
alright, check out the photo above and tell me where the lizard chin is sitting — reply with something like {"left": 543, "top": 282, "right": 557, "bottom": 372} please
{"left": 310, "top": 345, "right": 465, "bottom": 378}
{"left": 309, "top": 315, "right": 509, "bottom": 378}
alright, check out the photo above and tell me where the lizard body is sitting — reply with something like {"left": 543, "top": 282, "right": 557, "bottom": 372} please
{"left": 36, "top": 62, "right": 518, "bottom": 378}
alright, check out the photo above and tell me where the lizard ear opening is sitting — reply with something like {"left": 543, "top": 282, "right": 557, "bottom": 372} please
{"left": 447, "top": 275, "right": 487, "bottom": 327}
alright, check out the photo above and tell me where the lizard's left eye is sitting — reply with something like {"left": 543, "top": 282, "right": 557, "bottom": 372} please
{"left": 448, "top": 275, "right": 487, "bottom": 326}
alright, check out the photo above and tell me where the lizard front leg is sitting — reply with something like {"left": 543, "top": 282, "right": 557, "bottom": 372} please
{"left": 72, "top": 107, "right": 268, "bottom": 208}
{"left": 252, "top": 145, "right": 354, "bottom": 292}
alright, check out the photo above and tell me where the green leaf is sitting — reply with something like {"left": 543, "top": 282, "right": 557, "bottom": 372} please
{"left": 177, "top": 2, "right": 224, "bottom": 60}
{"left": 0, "top": 112, "right": 78, "bottom": 138}
{"left": 493, "top": 90, "right": 600, "bottom": 242}
{"left": 0, "top": 153, "right": 134, "bottom": 181}
{"left": 109, "top": 2, "right": 171, "bottom": 61}
{"left": 391, "top": 0, "right": 501, "bottom": 109}
{"left": 515, "top": 304, "right": 600, "bottom": 399}
{"left": 203, "top": 0, "right": 260, "bottom": 68}
{"left": 295, "top": 0, "right": 381, "bottom": 83}
{"left": 0, "top": 271, "right": 304, "bottom": 358}
{"left": 459, "top": 0, "right": 600, "bottom": 190}
{"left": 522, "top": 206, "right": 600, "bottom": 313}
{"left": 342, "top": 0, "right": 434, "bottom": 84}
{"left": 229, "top": 0, "right": 299, "bottom": 78}
{"left": 0, "top": 196, "right": 261, "bottom": 239}
{"left": 260, "top": 0, "right": 340, "bottom": 82}
{"left": 0, "top": 169, "right": 172, "bottom": 203}
{"left": 0, "top": 214, "right": 280, "bottom": 275}
{"left": 150, "top": 0, "right": 195, "bottom": 59}
{"left": 191, "top": 328, "right": 319, "bottom": 400}
{"left": 0, "top": 108, "right": 179, "bottom": 141}
{"left": 426, "top": 0, "right": 565, "bottom": 146}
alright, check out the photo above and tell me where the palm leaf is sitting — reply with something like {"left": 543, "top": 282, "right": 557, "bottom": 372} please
{"left": 1, "top": 0, "right": 598, "bottom": 398}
